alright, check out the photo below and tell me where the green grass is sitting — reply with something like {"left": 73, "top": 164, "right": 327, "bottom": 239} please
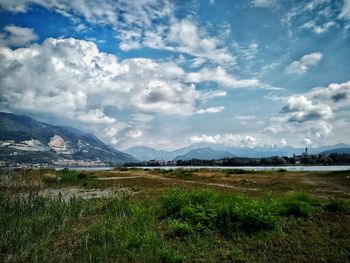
{"left": 158, "top": 169, "right": 194, "bottom": 178}
{"left": 0, "top": 191, "right": 83, "bottom": 261}
{"left": 1, "top": 187, "right": 349, "bottom": 262}
{"left": 43, "top": 169, "right": 96, "bottom": 187}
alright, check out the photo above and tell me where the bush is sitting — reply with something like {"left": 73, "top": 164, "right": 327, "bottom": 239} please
{"left": 276, "top": 192, "right": 320, "bottom": 218}
{"left": 161, "top": 169, "right": 193, "bottom": 178}
{"left": 160, "top": 188, "right": 189, "bottom": 216}
{"left": 161, "top": 189, "right": 281, "bottom": 234}
{"left": 217, "top": 197, "right": 280, "bottom": 234}
{"left": 168, "top": 219, "right": 193, "bottom": 237}
{"left": 325, "top": 198, "right": 350, "bottom": 213}
{"left": 46, "top": 169, "right": 95, "bottom": 185}
{"left": 224, "top": 169, "right": 247, "bottom": 175}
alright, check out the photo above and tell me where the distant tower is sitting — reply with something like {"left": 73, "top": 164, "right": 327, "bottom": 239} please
{"left": 305, "top": 147, "right": 308, "bottom": 154}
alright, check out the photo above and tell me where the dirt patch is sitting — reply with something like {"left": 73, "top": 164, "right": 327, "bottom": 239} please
{"left": 97, "top": 174, "right": 259, "bottom": 192}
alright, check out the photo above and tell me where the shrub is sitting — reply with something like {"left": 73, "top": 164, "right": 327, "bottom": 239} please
{"left": 325, "top": 198, "right": 350, "bottom": 213}
{"left": 224, "top": 169, "right": 247, "bottom": 175}
{"left": 160, "top": 188, "right": 189, "bottom": 216}
{"left": 47, "top": 169, "right": 95, "bottom": 185}
{"left": 276, "top": 192, "right": 320, "bottom": 217}
{"left": 168, "top": 219, "right": 193, "bottom": 237}
{"left": 217, "top": 197, "right": 280, "bottom": 234}
{"left": 161, "top": 189, "right": 281, "bottom": 235}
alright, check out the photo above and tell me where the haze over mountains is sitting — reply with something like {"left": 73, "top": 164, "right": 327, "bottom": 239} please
{"left": 125, "top": 143, "right": 350, "bottom": 161}
{"left": 1, "top": 112, "right": 349, "bottom": 165}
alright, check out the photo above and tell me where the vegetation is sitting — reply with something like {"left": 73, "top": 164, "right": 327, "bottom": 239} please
{"left": 130, "top": 153, "right": 350, "bottom": 167}
{"left": 1, "top": 168, "right": 350, "bottom": 262}
{"left": 1, "top": 183, "right": 350, "bottom": 262}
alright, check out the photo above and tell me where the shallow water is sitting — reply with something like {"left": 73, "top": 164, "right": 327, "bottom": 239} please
{"left": 135, "top": 165, "right": 350, "bottom": 172}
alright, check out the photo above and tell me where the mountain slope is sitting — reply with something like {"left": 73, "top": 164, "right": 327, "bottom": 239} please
{"left": 125, "top": 146, "right": 172, "bottom": 161}
{"left": 126, "top": 143, "right": 350, "bottom": 161}
{"left": 319, "top": 147, "right": 350, "bottom": 155}
{"left": 0, "top": 112, "right": 137, "bottom": 164}
{"left": 174, "top": 147, "right": 235, "bottom": 161}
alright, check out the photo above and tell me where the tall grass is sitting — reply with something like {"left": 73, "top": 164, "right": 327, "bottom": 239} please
{"left": 77, "top": 197, "right": 183, "bottom": 262}
{"left": 160, "top": 188, "right": 329, "bottom": 236}
{"left": 0, "top": 191, "right": 83, "bottom": 261}
{"left": 1, "top": 187, "right": 349, "bottom": 262}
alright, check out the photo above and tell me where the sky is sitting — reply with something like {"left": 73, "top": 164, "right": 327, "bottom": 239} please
{"left": 0, "top": 0, "right": 350, "bottom": 150}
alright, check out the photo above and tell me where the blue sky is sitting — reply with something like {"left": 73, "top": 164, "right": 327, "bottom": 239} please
{"left": 0, "top": 0, "right": 350, "bottom": 150}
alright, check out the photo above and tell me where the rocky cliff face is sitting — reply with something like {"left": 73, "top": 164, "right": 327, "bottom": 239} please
{"left": 48, "top": 135, "right": 73, "bottom": 154}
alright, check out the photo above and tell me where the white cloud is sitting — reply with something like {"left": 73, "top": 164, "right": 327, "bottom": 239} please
{"left": 285, "top": 52, "right": 323, "bottom": 75}
{"left": 166, "top": 19, "right": 235, "bottom": 66}
{"left": 0, "top": 25, "right": 38, "bottom": 47}
{"left": 281, "top": 95, "right": 333, "bottom": 123}
{"left": 0, "top": 1, "right": 235, "bottom": 67}
{"left": 303, "top": 137, "right": 313, "bottom": 145}
{"left": 267, "top": 80, "right": 350, "bottom": 146}
{"left": 0, "top": 37, "right": 270, "bottom": 146}
{"left": 76, "top": 109, "right": 116, "bottom": 125}
{"left": 0, "top": 38, "right": 200, "bottom": 145}
{"left": 195, "top": 106, "right": 225, "bottom": 114}
{"left": 186, "top": 66, "right": 262, "bottom": 88}
{"left": 126, "top": 129, "right": 143, "bottom": 139}
{"left": 280, "top": 138, "right": 287, "bottom": 146}
{"left": 189, "top": 134, "right": 264, "bottom": 148}
{"left": 281, "top": 80, "right": 350, "bottom": 123}
{"left": 301, "top": 20, "right": 336, "bottom": 34}
{"left": 282, "top": 0, "right": 342, "bottom": 36}
{"left": 251, "top": 0, "right": 278, "bottom": 8}
{"left": 339, "top": 0, "right": 350, "bottom": 19}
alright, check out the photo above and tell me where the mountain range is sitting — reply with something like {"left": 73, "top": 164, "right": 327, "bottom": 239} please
{"left": 0, "top": 112, "right": 137, "bottom": 164}
{"left": 1, "top": 112, "right": 349, "bottom": 165}
{"left": 125, "top": 143, "right": 350, "bottom": 161}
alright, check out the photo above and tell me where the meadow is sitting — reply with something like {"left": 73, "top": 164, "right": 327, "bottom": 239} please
{"left": 0, "top": 168, "right": 349, "bottom": 262}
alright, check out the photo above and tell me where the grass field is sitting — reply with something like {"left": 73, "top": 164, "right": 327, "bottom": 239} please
{"left": 1, "top": 168, "right": 350, "bottom": 262}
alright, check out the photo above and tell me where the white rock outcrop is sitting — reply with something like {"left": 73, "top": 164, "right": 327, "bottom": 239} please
{"left": 48, "top": 135, "right": 73, "bottom": 154}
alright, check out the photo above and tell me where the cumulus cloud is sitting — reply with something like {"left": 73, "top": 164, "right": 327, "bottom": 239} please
{"left": 271, "top": 81, "right": 350, "bottom": 145}
{"left": 285, "top": 52, "right": 323, "bottom": 75}
{"left": 0, "top": 25, "right": 38, "bottom": 47}
{"left": 166, "top": 19, "right": 235, "bottom": 66}
{"left": 281, "top": 81, "right": 350, "bottom": 123}
{"left": 281, "top": 96, "right": 333, "bottom": 123}
{"left": 0, "top": 38, "right": 199, "bottom": 144}
{"left": 0, "top": 38, "right": 202, "bottom": 117}
{"left": 0, "top": 37, "right": 270, "bottom": 146}
{"left": 189, "top": 134, "right": 264, "bottom": 148}
{"left": 0, "top": 0, "right": 234, "bottom": 67}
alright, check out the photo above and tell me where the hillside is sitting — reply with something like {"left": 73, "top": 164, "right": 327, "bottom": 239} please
{"left": 174, "top": 147, "right": 235, "bottom": 161}
{"left": 320, "top": 147, "right": 350, "bottom": 155}
{"left": 0, "top": 112, "right": 137, "bottom": 164}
